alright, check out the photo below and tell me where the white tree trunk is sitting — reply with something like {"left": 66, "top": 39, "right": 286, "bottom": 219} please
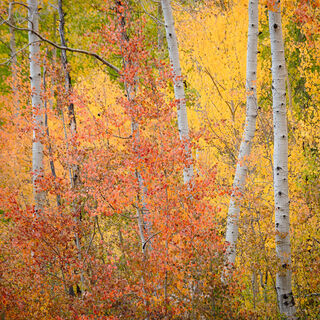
{"left": 224, "top": 0, "right": 259, "bottom": 272}
{"left": 127, "top": 86, "right": 150, "bottom": 253}
{"left": 117, "top": 5, "right": 151, "bottom": 253}
{"left": 161, "top": 0, "right": 193, "bottom": 184}
{"left": 28, "top": 0, "right": 45, "bottom": 212}
{"left": 269, "top": 2, "right": 296, "bottom": 318}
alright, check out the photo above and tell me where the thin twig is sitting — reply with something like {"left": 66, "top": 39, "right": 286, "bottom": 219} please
{"left": 0, "top": 40, "right": 41, "bottom": 65}
{"left": 84, "top": 220, "right": 96, "bottom": 257}
{"left": 95, "top": 216, "right": 104, "bottom": 242}
{"left": 142, "top": 231, "right": 161, "bottom": 249}
{"left": 139, "top": 0, "right": 164, "bottom": 25}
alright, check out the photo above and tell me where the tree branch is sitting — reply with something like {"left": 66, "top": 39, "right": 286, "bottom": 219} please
{"left": 0, "top": 40, "right": 41, "bottom": 65}
{"left": 142, "top": 231, "right": 161, "bottom": 249}
{"left": 0, "top": 15, "right": 121, "bottom": 74}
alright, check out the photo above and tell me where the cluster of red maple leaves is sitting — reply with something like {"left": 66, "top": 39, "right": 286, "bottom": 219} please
{"left": 0, "top": 1, "right": 253, "bottom": 319}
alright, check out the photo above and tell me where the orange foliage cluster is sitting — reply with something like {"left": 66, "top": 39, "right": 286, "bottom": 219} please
{"left": 0, "top": 2, "right": 245, "bottom": 319}
{"left": 0, "top": 0, "right": 319, "bottom": 319}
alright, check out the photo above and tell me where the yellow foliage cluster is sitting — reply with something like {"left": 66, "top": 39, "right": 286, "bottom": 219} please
{"left": 173, "top": 0, "right": 320, "bottom": 317}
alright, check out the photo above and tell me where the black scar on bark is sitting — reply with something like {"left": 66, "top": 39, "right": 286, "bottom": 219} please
{"left": 281, "top": 292, "right": 295, "bottom": 307}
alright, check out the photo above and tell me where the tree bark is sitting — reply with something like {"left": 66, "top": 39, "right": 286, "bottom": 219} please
{"left": 28, "top": 0, "right": 45, "bottom": 212}
{"left": 269, "top": 2, "right": 296, "bottom": 318}
{"left": 43, "top": 59, "right": 61, "bottom": 207}
{"left": 161, "top": 0, "right": 193, "bottom": 184}
{"left": 58, "top": 0, "right": 84, "bottom": 290}
{"left": 224, "top": 0, "right": 259, "bottom": 273}
{"left": 58, "top": 0, "right": 77, "bottom": 136}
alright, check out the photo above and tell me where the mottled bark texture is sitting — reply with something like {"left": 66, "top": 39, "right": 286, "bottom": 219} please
{"left": 269, "top": 1, "right": 296, "bottom": 318}
{"left": 224, "top": 0, "right": 259, "bottom": 272}
{"left": 28, "top": 0, "right": 45, "bottom": 212}
{"left": 161, "top": 0, "right": 193, "bottom": 184}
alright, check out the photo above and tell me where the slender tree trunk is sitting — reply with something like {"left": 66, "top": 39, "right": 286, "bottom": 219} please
{"left": 58, "top": 0, "right": 77, "bottom": 136}
{"left": 157, "top": 3, "right": 164, "bottom": 51}
{"left": 124, "top": 74, "right": 149, "bottom": 251}
{"left": 58, "top": 0, "right": 84, "bottom": 290}
{"left": 224, "top": 0, "right": 259, "bottom": 274}
{"left": 117, "top": 7, "right": 151, "bottom": 318}
{"left": 43, "top": 59, "right": 61, "bottom": 207}
{"left": 116, "top": 3, "right": 152, "bottom": 253}
{"left": 161, "top": 0, "right": 193, "bottom": 184}
{"left": 28, "top": 0, "right": 45, "bottom": 212}
{"left": 57, "top": 0, "right": 79, "bottom": 186}
{"left": 269, "top": 2, "right": 296, "bottom": 318}
{"left": 9, "top": 10, "right": 17, "bottom": 99}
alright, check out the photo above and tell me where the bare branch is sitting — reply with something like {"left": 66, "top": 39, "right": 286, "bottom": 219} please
{"left": 142, "top": 231, "right": 161, "bottom": 249}
{"left": 139, "top": 0, "right": 164, "bottom": 25}
{"left": 305, "top": 293, "right": 320, "bottom": 297}
{"left": 48, "top": 2, "right": 58, "bottom": 11}
{"left": 9, "top": 2, "right": 29, "bottom": 10}
{"left": 113, "top": 134, "right": 133, "bottom": 139}
{"left": 0, "top": 40, "right": 41, "bottom": 66}
{"left": 0, "top": 38, "right": 11, "bottom": 51}
{"left": 0, "top": 15, "right": 121, "bottom": 74}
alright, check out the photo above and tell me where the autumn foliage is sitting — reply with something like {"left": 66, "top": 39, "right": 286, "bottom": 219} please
{"left": 0, "top": 0, "right": 319, "bottom": 319}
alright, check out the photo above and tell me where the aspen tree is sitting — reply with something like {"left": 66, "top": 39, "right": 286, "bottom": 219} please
{"left": 224, "top": 0, "right": 259, "bottom": 274}
{"left": 269, "top": 1, "right": 296, "bottom": 317}
{"left": 118, "top": 4, "right": 151, "bottom": 252}
{"left": 161, "top": 0, "right": 193, "bottom": 184}
{"left": 28, "top": 0, "right": 45, "bottom": 212}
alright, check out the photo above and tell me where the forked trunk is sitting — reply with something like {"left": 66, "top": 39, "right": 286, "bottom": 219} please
{"left": 224, "top": 0, "right": 259, "bottom": 275}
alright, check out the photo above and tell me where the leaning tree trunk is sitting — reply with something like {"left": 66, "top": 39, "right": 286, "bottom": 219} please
{"left": 28, "top": 0, "right": 45, "bottom": 212}
{"left": 161, "top": 0, "right": 193, "bottom": 184}
{"left": 224, "top": 0, "right": 259, "bottom": 275}
{"left": 269, "top": 2, "right": 296, "bottom": 318}
{"left": 57, "top": 0, "right": 79, "bottom": 189}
